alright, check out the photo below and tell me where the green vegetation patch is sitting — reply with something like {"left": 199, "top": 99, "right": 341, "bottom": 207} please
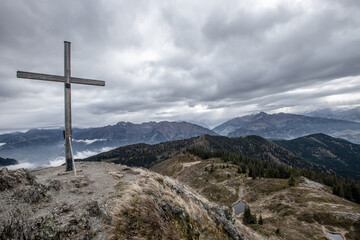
{"left": 155, "top": 177, "right": 164, "bottom": 185}
{"left": 345, "top": 220, "right": 360, "bottom": 240}
{"left": 268, "top": 202, "right": 291, "bottom": 214}
{"left": 244, "top": 179, "right": 288, "bottom": 203}
{"left": 201, "top": 184, "right": 238, "bottom": 205}
{"left": 297, "top": 212, "right": 353, "bottom": 230}
{"left": 259, "top": 179, "right": 288, "bottom": 195}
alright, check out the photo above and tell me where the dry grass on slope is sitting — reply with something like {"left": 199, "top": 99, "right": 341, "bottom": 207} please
{"left": 110, "top": 167, "right": 241, "bottom": 240}
{"left": 151, "top": 154, "right": 241, "bottom": 206}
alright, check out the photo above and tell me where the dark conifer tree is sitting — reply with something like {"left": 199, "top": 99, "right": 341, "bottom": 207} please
{"left": 210, "top": 164, "right": 215, "bottom": 173}
{"left": 243, "top": 206, "right": 252, "bottom": 224}
{"left": 258, "top": 215, "right": 263, "bottom": 225}
{"left": 289, "top": 176, "right": 295, "bottom": 187}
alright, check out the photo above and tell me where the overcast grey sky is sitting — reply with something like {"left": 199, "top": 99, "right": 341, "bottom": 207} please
{"left": 1, "top": 0, "right": 360, "bottom": 131}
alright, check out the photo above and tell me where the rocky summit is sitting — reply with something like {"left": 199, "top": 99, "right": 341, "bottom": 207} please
{"left": 0, "top": 162, "right": 247, "bottom": 240}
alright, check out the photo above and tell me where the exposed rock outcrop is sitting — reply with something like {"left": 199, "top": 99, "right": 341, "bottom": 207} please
{"left": 0, "top": 167, "right": 36, "bottom": 191}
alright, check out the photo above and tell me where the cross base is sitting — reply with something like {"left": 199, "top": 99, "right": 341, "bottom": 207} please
{"left": 66, "top": 158, "right": 73, "bottom": 171}
{"left": 57, "top": 169, "right": 83, "bottom": 176}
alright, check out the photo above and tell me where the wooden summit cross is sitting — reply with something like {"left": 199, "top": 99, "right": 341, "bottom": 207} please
{"left": 17, "top": 41, "right": 105, "bottom": 172}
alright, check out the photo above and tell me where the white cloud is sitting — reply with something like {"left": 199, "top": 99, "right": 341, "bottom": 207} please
{"left": 73, "top": 139, "right": 107, "bottom": 145}
{"left": 47, "top": 146, "right": 115, "bottom": 167}
{"left": 6, "top": 162, "right": 37, "bottom": 170}
{"left": 73, "top": 150, "right": 98, "bottom": 159}
{"left": 73, "top": 147, "right": 115, "bottom": 159}
{"left": 100, "top": 147, "right": 115, "bottom": 152}
{"left": 48, "top": 156, "right": 65, "bottom": 167}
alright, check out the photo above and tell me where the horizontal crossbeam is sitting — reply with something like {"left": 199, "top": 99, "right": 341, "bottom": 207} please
{"left": 17, "top": 71, "right": 105, "bottom": 86}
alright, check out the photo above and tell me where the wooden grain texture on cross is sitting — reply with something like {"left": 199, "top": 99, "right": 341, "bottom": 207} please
{"left": 17, "top": 71, "right": 105, "bottom": 86}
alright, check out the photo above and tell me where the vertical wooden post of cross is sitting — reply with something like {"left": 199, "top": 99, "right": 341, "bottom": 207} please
{"left": 64, "top": 41, "right": 73, "bottom": 171}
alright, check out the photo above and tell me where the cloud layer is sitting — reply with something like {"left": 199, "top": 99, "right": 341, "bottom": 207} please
{"left": 1, "top": 0, "right": 360, "bottom": 130}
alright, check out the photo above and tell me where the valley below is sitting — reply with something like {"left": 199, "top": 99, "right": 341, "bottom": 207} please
{"left": 151, "top": 153, "right": 360, "bottom": 240}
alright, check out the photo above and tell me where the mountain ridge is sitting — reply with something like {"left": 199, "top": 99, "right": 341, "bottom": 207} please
{"left": 82, "top": 134, "right": 324, "bottom": 172}
{"left": 213, "top": 112, "right": 360, "bottom": 143}
{"left": 0, "top": 121, "right": 217, "bottom": 149}
{"left": 274, "top": 133, "right": 360, "bottom": 180}
{"left": 83, "top": 133, "right": 360, "bottom": 181}
{"left": 305, "top": 106, "right": 360, "bottom": 122}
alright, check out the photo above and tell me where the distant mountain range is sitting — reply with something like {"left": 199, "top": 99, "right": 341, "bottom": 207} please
{"left": 0, "top": 128, "right": 64, "bottom": 150}
{"left": 0, "top": 121, "right": 216, "bottom": 150}
{"left": 212, "top": 112, "right": 360, "bottom": 143}
{"left": 305, "top": 106, "right": 360, "bottom": 122}
{"left": 75, "top": 121, "right": 217, "bottom": 145}
{"left": 0, "top": 121, "right": 217, "bottom": 165}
